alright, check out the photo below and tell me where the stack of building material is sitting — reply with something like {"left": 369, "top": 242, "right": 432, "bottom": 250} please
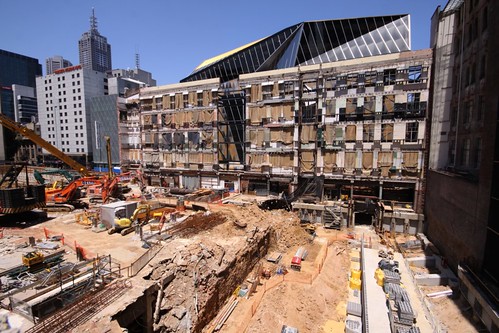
{"left": 346, "top": 301, "right": 362, "bottom": 317}
{"left": 395, "top": 300, "right": 415, "bottom": 326}
{"left": 383, "top": 269, "right": 401, "bottom": 284}
{"left": 384, "top": 282, "right": 407, "bottom": 301}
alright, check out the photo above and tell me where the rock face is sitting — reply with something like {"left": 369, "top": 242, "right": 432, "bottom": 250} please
{"left": 147, "top": 212, "right": 272, "bottom": 333}
{"left": 112, "top": 206, "right": 308, "bottom": 333}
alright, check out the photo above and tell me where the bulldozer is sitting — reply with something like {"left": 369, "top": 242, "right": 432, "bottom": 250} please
{"left": 22, "top": 251, "right": 45, "bottom": 267}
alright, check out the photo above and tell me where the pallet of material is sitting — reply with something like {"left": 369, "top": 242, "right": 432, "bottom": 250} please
{"left": 266, "top": 252, "right": 282, "bottom": 263}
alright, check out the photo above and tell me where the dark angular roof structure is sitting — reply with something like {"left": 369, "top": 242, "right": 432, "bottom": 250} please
{"left": 181, "top": 15, "right": 411, "bottom": 82}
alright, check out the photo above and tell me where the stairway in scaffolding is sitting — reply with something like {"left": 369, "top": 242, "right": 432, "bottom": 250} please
{"left": 323, "top": 205, "right": 343, "bottom": 230}
{"left": 0, "top": 163, "right": 26, "bottom": 188}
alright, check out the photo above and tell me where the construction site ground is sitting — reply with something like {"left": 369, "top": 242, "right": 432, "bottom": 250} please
{"left": 0, "top": 192, "right": 487, "bottom": 333}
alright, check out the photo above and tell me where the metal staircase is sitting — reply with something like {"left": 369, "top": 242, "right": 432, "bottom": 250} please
{"left": 323, "top": 205, "right": 342, "bottom": 230}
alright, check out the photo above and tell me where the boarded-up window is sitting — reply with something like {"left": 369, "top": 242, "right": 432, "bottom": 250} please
{"left": 381, "top": 124, "right": 393, "bottom": 142}
{"left": 164, "top": 153, "right": 173, "bottom": 166}
{"left": 345, "top": 125, "right": 356, "bottom": 142}
{"left": 300, "top": 151, "right": 315, "bottom": 172}
{"left": 300, "top": 125, "right": 317, "bottom": 143}
{"left": 189, "top": 152, "right": 200, "bottom": 163}
{"left": 282, "top": 128, "right": 293, "bottom": 145}
{"left": 248, "top": 153, "right": 266, "bottom": 169}
{"left": 175, "top": 93, "right": 183, "bottom": 109}
{"left": 161, "top": 114, "right": 172, "bottom": 127}
{"left": 272, "top": 82, "right": 280, "bottom": 97}
{"left": 249, "top": 130, "right": 265, "bottom": 147}
{"left": 201, "top": 132, "right": 213, "bottom": 149}
{"left": 363, "top": 124, "right": 374, "bottom": 142}
{"left": 362, "top": 152, "right": 373, "bottom": 169}
{"left": 324, "top": 125, "right": 335, "bottom": 145}
{"left": 283, "top": 103, "right": 294, "bottom": 120}
{"left": 202, "top": 153, "right": 214, "bottom": 164}
{"left": 188, "top": 92, "right": 196, "bottom": 106}
{"left": 249, "top": 106, "right": 266, "bottom": 124}
{"left": 270, "top": 154, "right": 293, "bottom": 168}
{"left": 270, "top": 105, "right": 281, "bottom": 120}
{"left": 364, "top": 96, "right": 376, "bottom": 115}
{"left": 378, "top": 151, "right": 393, "bottom": 176}
{"left": 323, "top": 151, "right": 337, "bottom": 173}
{"left": 402, "top": 152, "right": 418, "bottom": 169}
{"left": 344, "top": 152, "right": 356, "bottom": 170}
{"left": 325, "top": 99, "right": 336, "bottom": 116}
{"left": 203, "top": 90, "right": 212, "bottom": 106}
{"left": 346, "top": 98, "right": 357, "bottom": 114}
{"left": 251, "top": 84, "right": 262, "bottom": 102}
{"left": 383, "top": 95, "right": 395, "bottom": 113}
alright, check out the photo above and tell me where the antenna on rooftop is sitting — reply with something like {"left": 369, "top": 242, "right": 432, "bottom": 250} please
{"left": 90, "top": 7, "right": 98, "bottom": 32}
{"left": 135, "top": 52, "right": 140, "bottom": 70}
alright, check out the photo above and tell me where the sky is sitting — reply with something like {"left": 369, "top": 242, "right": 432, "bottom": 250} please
{"left": 1, "top": 0, "right": 446, "bottom": 85}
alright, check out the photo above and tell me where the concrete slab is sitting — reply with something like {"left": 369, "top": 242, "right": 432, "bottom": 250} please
{"left": 363, "top": 248, "right": 391, "bottom": 332}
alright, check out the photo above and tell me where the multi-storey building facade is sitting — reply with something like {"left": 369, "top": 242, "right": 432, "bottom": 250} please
{"left": 45, "top": 56, "right": 73, "bottom": 75}
{"left": 124, "top": 17, "right": 431, "bottom": 218}
{"left": 35, "top": 65, "right": 106, "bottom": 164}
{"left": 78, "top": 9, "right": 112, "bottom": 73}
{"left": 0, "top": 49, "right": 41, "bottom": 161}
{"left": 427, "top": 0, "right": 498, "bottom": 330}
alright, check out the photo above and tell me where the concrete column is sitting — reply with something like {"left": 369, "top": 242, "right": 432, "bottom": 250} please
{"left": 379, "top": 181, "right": 383, "bottom": 200}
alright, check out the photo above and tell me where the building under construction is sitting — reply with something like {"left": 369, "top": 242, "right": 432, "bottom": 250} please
{"left": 121, "top": 16, "right": 431, "bottom": 232}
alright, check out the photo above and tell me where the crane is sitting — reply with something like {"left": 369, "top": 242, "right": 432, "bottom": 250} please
{"left": 0, "top": 113, "right": 91, "bottom": 176}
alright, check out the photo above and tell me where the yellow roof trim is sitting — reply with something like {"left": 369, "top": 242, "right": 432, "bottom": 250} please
{"left": 194, "top": 37, "right": 265, "bottom": 71}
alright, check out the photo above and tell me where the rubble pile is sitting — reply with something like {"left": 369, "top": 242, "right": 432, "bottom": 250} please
{"left": 144, "top": 205, "right": 309, "bottom": 333}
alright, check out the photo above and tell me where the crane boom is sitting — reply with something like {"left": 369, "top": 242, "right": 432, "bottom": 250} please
{"left": 0, "top": 113, "right": 91, "bottom": 176}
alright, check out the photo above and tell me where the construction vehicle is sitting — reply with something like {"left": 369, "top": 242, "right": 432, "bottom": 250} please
{"left": 290, "top": 247, "right": 308, "bottom": 271}
{"left": 45, "top": 176, "right": 104, "bottom": 211}
{"left": 33, "top": 169, "right": 79, "bottom": 186}
{"left": 22, "top": 251, "right": 45, "bottom": 267}
{"left": 108, "top": 203, "right": 175, "bottom": 236}
{"left": 0, "top": 113, "right": 91, "bottom": 176}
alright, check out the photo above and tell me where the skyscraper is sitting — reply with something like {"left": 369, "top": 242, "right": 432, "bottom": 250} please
{"left": 46, "top": 55, "right": 73, "bottom": 75}
{"left": 78, "top": 9, "right": 112, "bottom": 73}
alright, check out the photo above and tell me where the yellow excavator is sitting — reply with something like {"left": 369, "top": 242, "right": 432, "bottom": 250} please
{"left": 108, "top": 204, "right": 175, "bottom": 236}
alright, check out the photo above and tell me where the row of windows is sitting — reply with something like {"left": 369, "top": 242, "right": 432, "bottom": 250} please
{"left": 47, "top": 125, "right": 84, "bottom": 131}
{"left": 47, "top": 133, "right": 84, "bottom": 139}
{"left": 44, "top": 73, "right": 80, "bottom": 84}
{"left": 44, "top": 95, "right": 82, "bottom": 105}
{"left": 46, "top": 118, "right": 84, "bottom": 126}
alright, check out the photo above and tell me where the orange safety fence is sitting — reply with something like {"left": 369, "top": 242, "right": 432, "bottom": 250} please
{"left": 43, "top": 227, "right": 96, "bottom": 260}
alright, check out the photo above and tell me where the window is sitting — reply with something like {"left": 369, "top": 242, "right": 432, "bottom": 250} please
{"left": 363, "top": 124, "right": 374, "bottom": 142}
{"left": 406, "top": 122, "right": 419, "bottom": 142}
{"left": 383, "top": 69, "right": 396, "bottom": 85}
{"left": 482, "top": 7, "right": 488, "bottom": 31}
{"left": 479, "top": 55, "right": 486, "bottom": 79}
{"left": 345, "top": 125, "right": 356, "bottom": 142}
{"left": 383, "top": 95, "right": 395, "bottom": 114}
{"left": 463, "top": 100, "right": 473, "bottom": 124}
{"left": 461, "top": 138, "right": 471, "bottom": 166}
{"left": 477, "top": 96, "right": 484, "bottom": 121}
{"left": 408, "top": 66, "right": 422, "bottom": 83}
{"left": 474, "top": 138, "right": 482, "bottom": 168}
{"left": 381, "top": 124, "right": 393, "bottom": 142}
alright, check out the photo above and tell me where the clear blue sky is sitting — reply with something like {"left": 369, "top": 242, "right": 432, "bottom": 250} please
{"left": 1, "top": 0, "right": 445, "bottom": 85}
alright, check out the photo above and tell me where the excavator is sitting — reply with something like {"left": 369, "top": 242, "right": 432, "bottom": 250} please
{"left": 45, "top": 176, "right": 104, "bottom": 211}
{"left": 108, "top": 203, "right": 175, "bottom": 236}
{"left": 33, "top": 169, "right": 79, "bottom": 186}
